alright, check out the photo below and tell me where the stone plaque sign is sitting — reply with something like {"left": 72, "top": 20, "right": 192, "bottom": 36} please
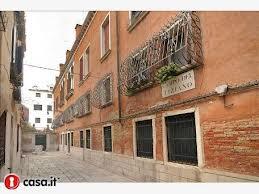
{"left": 161, "top": 70, "right": 195, "bottom": 97}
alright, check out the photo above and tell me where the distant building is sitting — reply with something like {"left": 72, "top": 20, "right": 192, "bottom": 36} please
{"left": 26, "top": 85, "right": 54, "bottom": 130}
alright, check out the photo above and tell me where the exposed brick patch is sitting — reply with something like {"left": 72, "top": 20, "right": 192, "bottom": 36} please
{"left": 202, "top": 116, "right": 259, "bottom": 176}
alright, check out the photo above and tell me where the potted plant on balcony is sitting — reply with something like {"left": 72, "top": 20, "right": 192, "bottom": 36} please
{"left": 155, "top": 63, "right": 181, "bottom": 84}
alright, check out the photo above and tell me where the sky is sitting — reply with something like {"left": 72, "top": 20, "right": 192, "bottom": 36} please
{"left": 22, "top": 11, "right": 87, "bottom": 105}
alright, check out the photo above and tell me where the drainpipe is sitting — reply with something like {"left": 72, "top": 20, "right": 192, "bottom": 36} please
{"left": 115, "top": 11, "right": 122, "bottom": 122}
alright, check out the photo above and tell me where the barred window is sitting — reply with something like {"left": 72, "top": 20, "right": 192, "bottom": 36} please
{"left": 47, "top": 118, "right": 52, "bottom": 123}
{"left": 80, "top": 131, "right": 84, "bottom": 148}
{"left": 102, "top": 76, "right": 112, "bottom": 106}
{"left": 65, "top": 134, "right": 67, "bottom": 145}
{"left": 103, "top": 126, "right": 112, "bottom": 152}
{"left": 85, "top": 129, "right": 91, "bottom": 149}
{"left": 71, "top": 132, "right": 74, "bottom": 146}
{"left": 136, "top": 120, "right": 153, "bottom": 159}
{"left": 165, "top": 113, "right": 198, "bottom": 165}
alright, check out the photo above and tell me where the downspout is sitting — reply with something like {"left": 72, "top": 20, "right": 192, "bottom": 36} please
{"left": 115, "top": 11, "right": 122, "bottom": 122}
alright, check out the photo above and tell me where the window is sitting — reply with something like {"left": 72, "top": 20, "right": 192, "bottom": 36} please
{"left": 80, "top": 131, "right": 84, "bottom": 148}
{"left": 100, "top": 13, "right": 110, "bottom": 57}
{"left": 71, "top": 132, "right": 74, "bottom": 146}
{"left": 136, "top": 120, "right": 153, "bottom": 158}
{"left": 79, "top": 57, "right": 84, "bottom": 81}
{"left": 34, "top": 104, "right": 42, "bottom": 110}
{"left": 47, "top": 118, "right": 52, "bottom": 123}
{"left": 65, "top": 134, "right": 67, "bottom": 145}
{"left": 0, "top": 111, "right": 7, "bottom": 167}
{"left": 101, "top": 76, "right": 112, "bottom": 106}
{"left": 60, "top": 134, "right": 63, "bottom": 144}
{"left": 85, "top": 129, "right": 91, "bottom": 149}
{"left": 103, "top": 126, "right": 112, "bottom": 152}
{"left": 83, "top": 48, "right": 89, "bottom": 77}
{"left": 47, "top": 94, "right": 52, "bottom": 98}
{"left": 130, "top": 11, "right": 143, "bottom": 23}
{"left": 74, "top": 92, "right": 91, "bottom": 117}
{"left": 36, "top": 93, "right": 41, "bottom": 97}
{"left": 165, "top": 112, "right": 197, "bottom": 165}
{"left": 67, "top": 64, "right": 74, "bottom": 93}
{"left": 47, "top": 105, "right": 52, "bottom": 111}
{"left": 35, "top": 118, "right": 41, "bottom": 123}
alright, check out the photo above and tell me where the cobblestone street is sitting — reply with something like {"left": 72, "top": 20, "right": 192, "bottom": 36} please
{"left": 20, "top": 152, "right": 133, "bottom": 182}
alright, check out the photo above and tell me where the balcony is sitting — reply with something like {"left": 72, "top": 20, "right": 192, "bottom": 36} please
{"left": 119, "top": 11, "right": 203, "bottom": 96}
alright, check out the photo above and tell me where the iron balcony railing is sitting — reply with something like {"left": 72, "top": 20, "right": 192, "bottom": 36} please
{"left": 119, "top": 11, "right": 203, "bottom": 95}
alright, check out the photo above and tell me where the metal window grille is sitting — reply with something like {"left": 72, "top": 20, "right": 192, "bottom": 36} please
{"left": 80, "top": 131, "right": 84, "bottom": 148}
{"left": 119, "top": 11, "right": 203, "bottom": 95}
{"left": 85, "top": 130, "right": 91, "bottom": 149}
{"left": 103, "top": 126, "right": 112, "bottom": 152}
{"left": 91, "top": 74, "right": 113, "bottom": 109}
{"left": 0, "top": 111, "right": 7, "bottom": 167}
{"left": 65, "top": 134, "right": 67, "bottom": 145}
{"left": 136, "top": 120, "right": 153, "bottom": 158}
{"left": 71, "top": 132, "right": 74, "bottom": 146}
{"left": 165, "top": 113, "right": 198, "bottom": 165}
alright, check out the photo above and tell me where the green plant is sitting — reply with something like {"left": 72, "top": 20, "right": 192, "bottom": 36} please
{"left": 155, "top": 63, "right": 180, "bottom": 83}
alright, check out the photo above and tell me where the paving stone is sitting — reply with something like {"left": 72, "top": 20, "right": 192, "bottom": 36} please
{"left": 19, "top": 152, "right": 133, "bottom": 182}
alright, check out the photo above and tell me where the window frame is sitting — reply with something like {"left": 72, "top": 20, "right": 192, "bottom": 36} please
{"left": 128, "top": 11, "right": 149, "bottom": 32}
{"left": 80, "top": 130, "right": 84, "bottom": 148}
{"left": 100, "top": 12, "right": 111, "bottom": 59}
{"left": 33, "top": 104, "right": 42, "bottom": 111}
{"left": 36, "top": 93, "right": 41, "bottom": 97}
{"left": 133, "top": 115, "right": 156, "bottom": 160}
{"left": 35, "top": 117, "right": 41, "bottom": 123}
{"left": 101, "top": 75, "right": 112, "bottom": 107}
{"left": 162, "top": 108, "right": 204, "bottom": 168}
{"left": 47, "top": 118, "right": 52, "bottom": 124}
{"left": 85, "top": 128, "right": 91, "bottom": 149}
{"left": 47, "top": 105, "right": 52, "bottom": 112}
{"left": 102, "top": 124, "right": 113, "bottom": 153}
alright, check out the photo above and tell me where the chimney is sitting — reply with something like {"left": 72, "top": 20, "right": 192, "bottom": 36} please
{"left": 59, "top": 63, "right": 65, "bottom": 75}
{"left": 66, "top": 50, "right": 70, "bottom": 61}
{"left": 75, "top": 24, "right": 82, "bottom": 38}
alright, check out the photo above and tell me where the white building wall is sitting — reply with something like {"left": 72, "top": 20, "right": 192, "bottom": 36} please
{"left": 25, "top": 86, "right": 54, "bottom": 130}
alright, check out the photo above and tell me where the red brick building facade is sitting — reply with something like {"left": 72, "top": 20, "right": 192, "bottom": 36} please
{"left": 53, "top": 11, "right": 259, "bottom": 182}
